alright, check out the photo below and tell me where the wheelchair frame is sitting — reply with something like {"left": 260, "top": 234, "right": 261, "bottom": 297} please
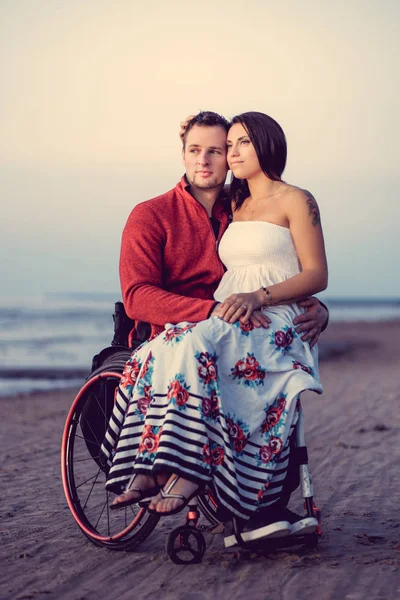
{"left": 61, "top": 304, "right": 321, "bottom": 564}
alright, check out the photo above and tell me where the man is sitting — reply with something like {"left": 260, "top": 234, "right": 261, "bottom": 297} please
{"left": 121, "top": 111, "right": 327, "bottom": 344}
{"left": 118, "top": 111, "right": 328, "bottom": 545}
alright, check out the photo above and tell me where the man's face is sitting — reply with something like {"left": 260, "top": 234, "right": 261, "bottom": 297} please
{"left": 182, "top": 125, "right": 228, "bottom": 190}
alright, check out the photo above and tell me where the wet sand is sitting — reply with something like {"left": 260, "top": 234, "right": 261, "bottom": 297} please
{"left": 1, "top": 321, "right": 400, "bottom": 600}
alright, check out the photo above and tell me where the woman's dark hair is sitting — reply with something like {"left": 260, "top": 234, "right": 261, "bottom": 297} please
{"left": 229, "top": 112, "right": 287, "bottom": 210}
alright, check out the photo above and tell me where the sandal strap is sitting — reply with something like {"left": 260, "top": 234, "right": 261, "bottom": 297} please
{"left": 163, "top": 476, "right": 185, "bottom": 500}
{"left": 160, "top": 488, "right": 185, "bottom": 501}
{"left": 162, "top": 475, "right": 181, "bottom": 495}
{"left": 121, "top": 486, "right": 143, "bottom": 497}
{"left": 125, "top": 472, "right": 138, "bottom": 490}
{"left": 124, "top": 472, "right": 158, "bottom": 495}
{"left": 159, "top": 475, "right": 197, "bottom": 502}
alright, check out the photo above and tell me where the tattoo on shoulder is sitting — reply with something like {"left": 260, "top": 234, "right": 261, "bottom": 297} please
{"left": 304, "top": 191, "right": 320, "bottom": 227}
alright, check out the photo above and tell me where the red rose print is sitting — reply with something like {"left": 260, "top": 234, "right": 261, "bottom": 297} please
{"left": 292, "top": 360, "right": 312, "bottom": 374}
{"left": 231, "top": 354, "right": 265, "bottom": 384}
{"left": 246, "top": 355, "right": 259, "bottom": 368}
{"left": 244, "top": 367, "right": 259, "bottom": 381}
{"left": 143, "top": 385, "right": 152, "bottom": 399}
{"left": 269, "top": 436, "right": 283, "bottom": 454}
{"left": 202, "top": 396, "right": 212, "bottom": 417}
{"left": 212, "top": 445, "right": 224, "bottom": 466}
{"left": 228, "top": 421, "right": 245, "bottom": 440}
{"left": 233, "top": 437, "right": 247, "bottom": 453}
{"left": 140, "top": 352, "right": 152, "bottom": 378}
{"left": 285, "top": 328, "right": 294, "bottom": 346}
{"left": 167, "top": 379, "right": 189, "bottom": 406}
{"left": 137, "top": 396, "right": 150, "bottom": 415}
{"left": 138, "top": 425, "right": 158, "bottom": 453}
{"left": 121, "top": 359, "right": 141, "bottom": 387}
{"left": 167, "top": 379, "right": 180, "bottom": 399}
{"left": 257, "top": 481, "right": 270, "bottom": 501}
{"left": 261, "top": 409, "right": 280, "bottom": 433}
{"left": 231, "top": 360, "right": 246, "bottom": 379}
{"left": 206, "top": 361, "right": 218, "bottom": 381}
{"left": 275, "top": 330, "right": 287, "bottom": 347}
{"left": 276, "top": 396, "right": 286, "bottom": 411}
{"left": 197, "top": 357, "right": 218, "bottom": 385}
{"left": 210, "top": 391, "right": 219, "bottom": 417}
{"left": 228, "top": 421, "right": 239, "bottom": 438}
{"left": 202, "top": 444, "right": 212, "bottom": 465}
{"left": 259, "top": 445, "right": 273, "bottom": 464}
{"left": 240, "top": 321, "right": 255, "bottom": 333}
{"left": 176, "top": 386, "right": 189, "bottom": 406}
{"left": 197, "top": 352, "right": 208, "bottom": 365}
{"left": 164, "top": 328, "right": 174, "bottom": 343}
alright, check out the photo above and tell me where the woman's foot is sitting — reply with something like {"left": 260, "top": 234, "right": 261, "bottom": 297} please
{"left": 148, "top": 474, "right": 201, "bottom": 515}
{"left": 110, "top": 472, "right": 168, "bottom": 510}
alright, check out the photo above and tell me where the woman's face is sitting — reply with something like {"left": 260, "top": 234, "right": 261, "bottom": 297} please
{"left": 226, "top": 122, "right": 261, "bottom": 180}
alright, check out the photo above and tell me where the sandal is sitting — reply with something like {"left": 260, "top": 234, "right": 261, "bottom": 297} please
{"left": 148, "top": 475, "right": 202, "bottom": 517}
{"left": 110, "top": 473, "right": 159, "bottom": 510}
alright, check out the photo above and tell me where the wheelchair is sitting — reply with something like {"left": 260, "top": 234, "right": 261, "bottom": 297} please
{"left": 61, "top": 303, "right": 321, "bottom": 564}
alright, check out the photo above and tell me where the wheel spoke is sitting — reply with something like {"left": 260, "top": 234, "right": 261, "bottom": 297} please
{"left": 82, "top": 468, "right": 102, "bottom": 508}
{"left": 63, "top": 369, "right": 159, "bottom": 548}
{"left": 98, "top": 379, "right": 112, "bottom": 421}
{"left": 94, "top": 496, "right": 108, "bottom": 530}
{"left": 75, "top": 467, "right": 102, "bottom": 490}
{"left": 80, "top": 410, "right": 103, "bottom": 447}
{"left": 73, "top": 455, "right": 101, "bottom": 463}
{"left": 106, "top": 490, "right": 110, "bottom": 536}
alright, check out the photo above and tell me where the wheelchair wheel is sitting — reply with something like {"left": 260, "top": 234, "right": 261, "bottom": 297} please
{"left": 61, "top": 365, "right": 159, "bottom": 550}
{"left": 167, "top": 526, "right": 206, "bottom": 564}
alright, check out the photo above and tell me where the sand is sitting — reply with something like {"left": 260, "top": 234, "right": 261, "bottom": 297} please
{"left": 1, "top": 321, "right": 400, "bottom": 600}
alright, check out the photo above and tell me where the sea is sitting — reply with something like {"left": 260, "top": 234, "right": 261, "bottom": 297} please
{"left": 1, "top": 292, "right": 399, "bottom": 397}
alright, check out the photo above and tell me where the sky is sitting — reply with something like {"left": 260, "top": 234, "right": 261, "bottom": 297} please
{"left": 1, "top": 0, "right": 399, "bottom": 300}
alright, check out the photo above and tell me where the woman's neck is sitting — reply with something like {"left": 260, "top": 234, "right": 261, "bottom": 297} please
{"left": 246, "top": 173, "right": 283, "bottom": 204}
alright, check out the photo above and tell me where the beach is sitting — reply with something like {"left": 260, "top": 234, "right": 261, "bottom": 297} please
{"left": 1, "top": 320, "right": 400, "bottom": 600}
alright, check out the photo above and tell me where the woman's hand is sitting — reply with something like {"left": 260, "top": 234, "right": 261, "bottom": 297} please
{"left": 179, "top": 115, "right": 196, "bottom": 140}
{"left": 219, "top": 292, "right": 264, "bottom": 324}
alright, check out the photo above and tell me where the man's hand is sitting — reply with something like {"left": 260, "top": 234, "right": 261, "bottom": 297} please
{"left": 247, "top": 310, "right": 271, "bottom": 329}
{"left": 293, "top": 297, "right": 328, "bottom": 348}
{"left": 179, "top": 115, "right": 196, "bottom": 140}
{"left": 210, "top": 302, "right": 270, "bottom": 328}
{"left": 210, "top": 303, "right": 223, "bottom": 318}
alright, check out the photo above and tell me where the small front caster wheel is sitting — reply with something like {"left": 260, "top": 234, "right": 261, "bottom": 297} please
{"left": 167, "top": 526, "right": 206, "bottom": 564}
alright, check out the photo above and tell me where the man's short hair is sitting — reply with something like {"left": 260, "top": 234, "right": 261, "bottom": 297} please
{"left": 182, "top": 111, "right": 230, "bottom": 148}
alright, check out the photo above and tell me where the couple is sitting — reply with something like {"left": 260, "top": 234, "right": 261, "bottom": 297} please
{"left": 101, "top": 111, "right": 328, "bottom": 547}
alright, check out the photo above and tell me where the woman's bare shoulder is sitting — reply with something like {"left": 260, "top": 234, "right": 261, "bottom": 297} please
{"left": 280, "top": 184, "right": 315, "bottom": 201}
{"left": 281, "top": 185, "right": 321, "bottom": 226}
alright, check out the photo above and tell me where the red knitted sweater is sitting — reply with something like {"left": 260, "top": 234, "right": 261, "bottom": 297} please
{"left": 120, "top": 177, "right": 230, "bottom": 341}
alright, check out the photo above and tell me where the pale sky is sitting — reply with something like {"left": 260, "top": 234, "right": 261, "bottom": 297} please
{"left": 1, "top": 0, "right": 399, "bottom": 299}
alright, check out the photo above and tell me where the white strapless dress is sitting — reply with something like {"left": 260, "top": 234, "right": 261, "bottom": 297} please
{"left": 102, "top": 222, "right": 322, "bottom": 519}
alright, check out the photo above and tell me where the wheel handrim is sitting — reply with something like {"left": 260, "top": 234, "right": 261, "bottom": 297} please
{"left": 61, "top": 372, "right": 148, "bottom": 543}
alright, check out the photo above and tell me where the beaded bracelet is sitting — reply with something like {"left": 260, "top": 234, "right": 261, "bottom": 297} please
{"left": 261, "top": 287, "right": 273, "bottom": 309}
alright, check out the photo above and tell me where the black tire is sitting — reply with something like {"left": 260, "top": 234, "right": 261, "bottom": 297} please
{"left": 167, "top": 526, "right": 206, "bottom": 564}
{"left": 61, "top": 354, "right": 159, "bottom": 550}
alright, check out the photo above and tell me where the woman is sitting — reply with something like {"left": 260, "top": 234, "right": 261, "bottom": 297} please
{"left": 102, "top": 111, "right": 327, "bottom": 527}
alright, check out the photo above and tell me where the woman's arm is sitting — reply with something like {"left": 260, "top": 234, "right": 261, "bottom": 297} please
{"left": 265, "top": 188, "right": 328, "bottom": 303}
{"left": 220, "top": 189, "right": 328, "bottom": 323}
